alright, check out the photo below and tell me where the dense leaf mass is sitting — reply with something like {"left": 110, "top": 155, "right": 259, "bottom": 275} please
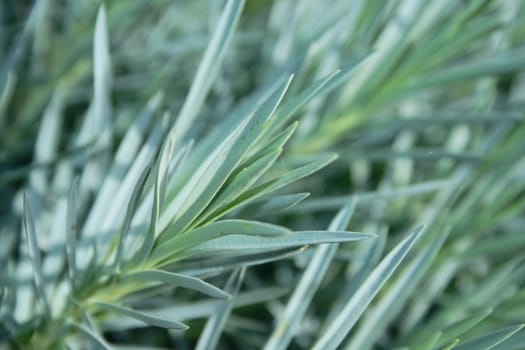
{"left": 1, "top": 0, "right": 525, "bottom": 349}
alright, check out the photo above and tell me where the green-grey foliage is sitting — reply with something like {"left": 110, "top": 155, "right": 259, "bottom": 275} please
{"left": 1, "top": 0, "right": 525, "bottom": 349}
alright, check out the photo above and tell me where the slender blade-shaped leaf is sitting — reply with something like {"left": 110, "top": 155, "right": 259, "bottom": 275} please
{"left": 151, "top": 219, "right": 292, "bottom": 264}
{"left": 452, "top": 324, "right": 524, "bottom": 350}
{"left": 258, "top": 192, "right": 310, "bottom": 213}
{"left": 23, "top": 192, "right": 50, "bottom": 317}
{"left": 169, "top": 0, "right": 245, "bottom": 144}
{"left": 131, "top": 128, "right": 176, "bottom": 266}
{"left": 210, "top": 153, "right": 338, "bottom": 219}
{"left": 346, "top": 230, "right": 449, "bottom": 350}
{"left": 437, "top": 309, "right": 494, "bottom": 347}
{"left": 70, "top": 322, "right": 112, "bottom": 350}
{"left": 289, "top": 180, "right": 449, "bottom": 212}
{"left": 94, "top": 302, "right": 188, "bottom": 330}
{"left": 312, "top": 226, "right": 425, "bottom": 350}
{"left": 172, "top": 247, "right": 304, "bottom": 275}
{"left": 195, "top": 268, "right": 245, "bottom": 350}
{"left": 197, "top": 148, "right": 282, "bottom": 226}
{"left": 160, "top": 75, "right": 293, "bottom": 237}
{"left": 93, "top": 5, "right": 111, "bottom": 135}
{"left": 114, "top": 160, "right": 153, "bottom": 271}
{"left": 182, "top": 230, "right": 373, "bottom": 257}
{"left": 123, "top": 270, "right": 229, "bottom": 299}
{"left": 66, "top": 176, "right": 80, "bottom": 288}
{"left": 264, "top": 201, "right": 358, "bottom": 350}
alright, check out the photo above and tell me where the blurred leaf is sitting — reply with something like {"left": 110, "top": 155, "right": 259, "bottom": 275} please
{"left": 452, "top": 324, "right": 524, "bottom": 350}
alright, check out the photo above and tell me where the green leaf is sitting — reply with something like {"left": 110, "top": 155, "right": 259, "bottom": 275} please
{"left": 66, "top": 176, "right": 80, "bottom": 288}
{"left": 267, "top": 54, "right": 370, "bottom": 137}
{"left": 159, "top": 75, "right": 293, "bottom": 238}
{"left": 94, "top": 302, "right": 188, "bottom": 330}
{"left": 264, "top": 201, "right": 357, "bottom": 350}
{"left": 151, "top": 220, "right": 292, "bottom": 265}
{"left": 409, "top": 47, "right": 525, "bottom": 90}
{"left": 131, "top": 128, "right": 177, "bottom": 266}
{"left": 114, "top": 160, "right": 153, "bottom": 271}
{"left": 100, "top": 286, "right": 288, "bottom": 331}
{"left": 195, "top": 268, "right": 245, "bottom": 350}
{"left": 92, "top": 4, "right": 111, "bottom": 136}
{"left": 289, "top": 180, "right": 449, "bottom": 212}
{"left": 122, "top": 270, "right": 229, "bottom": 299}
{"left": 312, "top": 226, "right": 425, "bottom": 350}
{"left": 438, "top": 339, "right": 460, "bottom": 350}
{"left": 23, "top": 192, "right": 50, "bottom": 318}
{"left": 452, "top": 324, "right": 524, "bottom": 350}
{"left": 70, "top": 322, "right": 113, "bottom": 350}
{"left": 83, "top": 92, "right": 162, "bottom": 239}
{"left": 258, "top": 192, "right": 310, "bottom": 213}
{"left": 415, "top": 331, "right": 443, "bottom": 350}
{"left": 346, "top": 230, "right": 449, "bottom": 350}
{"left": 82, "top": 114, "right": 167, "bottom": 265}
{"left": 438, "top": 309, "right": 494, "bottom": 346}
{"left": 221, "top": 153, "right": 338, "bottom": 215}
{"left": 182, "top": 230, "right": 373, "bottom": 258}
{"left": 490, "top": 328, "right": 525, "bottom": 350}
{"left": 171, "top": 247, "right": 303, "bottom": 275}
{"left": 168, "top": 0, "right": 246, "bottom": 144}
{"left": 324, "top": 227, "right": 387, "bottom": 326}
{"left": 197, "top": 148, "right": 282, "bottom": 226}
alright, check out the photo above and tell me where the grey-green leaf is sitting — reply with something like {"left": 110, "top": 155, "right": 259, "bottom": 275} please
{"left": 264, "top": 201, "right": 357, "bottom": 350}
{"left": 195, "top": 268, "right": 245, "bottom": 350}
{"left": 66, "top": 176, "right": 80, "bottom": 288}
{"left": 123, "top": 270, "right": 229, "bottom": 299}
{"left": 70, "top": 322, "right": 113, "bottom": 350}
{"left": 94, "top": 302, "right": 188, "bottom": 330}
{"left": 312, "top": 226, "right": 425, "bottom": 350}
{"left": 151, "top": 220, "right": 292, "bottom": 264}
{"left": 183, "top": 230, "right": 373, "bottom": 257}
{"left": 23, "top": 192, "right": 50, "bottom": 317}
{"left": 451, "top": 324, "right": 524, "bottom": 350}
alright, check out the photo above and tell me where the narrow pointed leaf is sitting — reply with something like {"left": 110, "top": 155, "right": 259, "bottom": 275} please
{"left": 184, "top": 230, "right": 373, "bottom": 257}
{"left": 258, "top": 192, "right": 310, "bottom": 212}
{"left": 264, "top": 201, "right": 357, "bottom": 350}
{"left": 66, "top": 177, "right": 80, "bottom": 288}
{"left": 93, "top": 5, "right": 112, "bottom": 135}
{"left": 199, "top": 148, "right": 282, "bottom": 225}
{"left": 132, "top": 130, "right": 176, "bottom": 266}
{"left": 312, "top": 226, "right": 425, "bottom": 350}
{"left": 160, "top": 75, "right": 293, "bottom": 237}
{"left": 71, "top": 322, "right": 112, "bottom": 350}
{"left": 346, "top": 230, "right": 448, "bottom": 350}
{"left": 195, "top": 268, "right": 245, "bottom": 350}
{"left": 169, "top": 0, "right": 245, "bottom": 144}
{"left": 173, "top": 247, "right": 304, "bottom": 275}
{"left": 123, "top": 270, "right": 229, "bottom": 299}
{"left": 289, "top": 180, "right": 449, "bottom": 212}
{"left": 438, "top": 309, "right": 494, "bottom": 346}
{"left": 151, "top": 219, "right": 291, "bottom": 264}
{"left": 23, "top": 192, "right": 50, "bottom": 317}
{"left": 114, "top": 160, "right": 153, "bottom": 271}
{"left": 94, "top": 302, "right": 188, "bottom": 330}
{"left": 211, "top": 153, "right": 338, "bottom": 219}
{"left": 452, "top": 324, "right": 524, "bottom": 350}
{"left": 83, "top": 92, "right": 162, "bottom": 236}
{"left": 268, "top": 54, "right": 369, "bottom": 136}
